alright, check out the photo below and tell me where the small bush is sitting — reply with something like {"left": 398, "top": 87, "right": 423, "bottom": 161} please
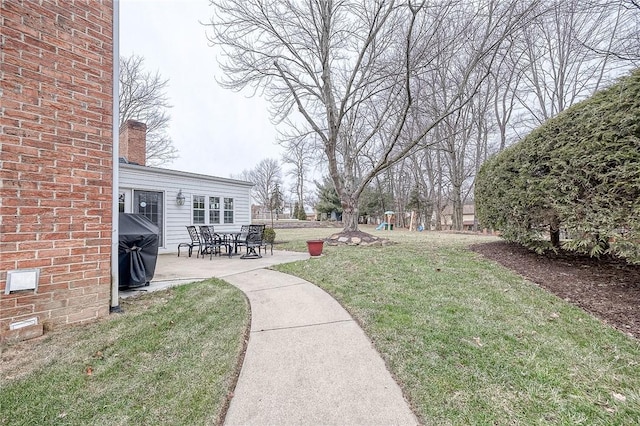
{"left": 263, "top": 227, "right": 276, "bottom": 243}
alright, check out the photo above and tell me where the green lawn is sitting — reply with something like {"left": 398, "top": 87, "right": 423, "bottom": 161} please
{"left": 274, "top": 226, "right": 640, "bottom": 425}
{"left": 0, "top": 280, "right": 248, "bottom": 426}
{"left": 2, "top": 227, "right": 638, "bottom": 425}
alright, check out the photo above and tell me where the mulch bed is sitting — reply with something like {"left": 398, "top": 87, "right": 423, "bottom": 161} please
{"left": 470, "top": 241, "right": 640, "bottom": 339}
{"left": 325, "top": 230, "right": 391, "bottom": 246}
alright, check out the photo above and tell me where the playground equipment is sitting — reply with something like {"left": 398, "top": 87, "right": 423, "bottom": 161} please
{"left": 383, "top": 211, "right": 395, "bottom": 230}
{"left": 375, "top": 211, "right": 397, "bottom": 231}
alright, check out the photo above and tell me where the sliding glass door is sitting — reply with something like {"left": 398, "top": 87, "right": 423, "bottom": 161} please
{"left": 133, "top": 190, "right": 163, "bottom": 246}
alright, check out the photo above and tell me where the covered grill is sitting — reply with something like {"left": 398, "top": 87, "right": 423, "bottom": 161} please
{"left": 118, "top": 213, "right": 159, "bottom": 290}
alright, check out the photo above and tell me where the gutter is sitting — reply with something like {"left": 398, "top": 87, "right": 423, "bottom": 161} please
{"left": 110, "top": 0, "right": 121, "bottom": 312}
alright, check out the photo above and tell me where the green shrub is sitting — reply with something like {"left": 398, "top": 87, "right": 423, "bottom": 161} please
{"left": 263, "top": 227, "right": 276, "bottom": 243}
{"left": 476, "top": 68, "right": 640, "bottom": 263}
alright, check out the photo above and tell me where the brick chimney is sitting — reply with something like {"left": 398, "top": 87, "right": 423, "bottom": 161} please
{"left": 119, "top": 120, "right": 147, "bottom": 166}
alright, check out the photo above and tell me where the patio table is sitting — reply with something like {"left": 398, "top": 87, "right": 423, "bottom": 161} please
{"left": 222, "top": 231, "right": 243, "bottom": 256}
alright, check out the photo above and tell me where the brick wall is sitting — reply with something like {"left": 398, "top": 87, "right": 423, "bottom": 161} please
{"left": 0, "top": 0, "right": 114, "bottom": 338}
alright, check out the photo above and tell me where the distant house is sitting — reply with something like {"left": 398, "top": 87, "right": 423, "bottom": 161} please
{"left": 118, "top": 121, "right": 253, "bottom": 254}
{"left": 303, "top": 206, "right": 317, "bottom": 221}
{"left": 252, "top": 203, "right": 317, "bottom": 221}
{"left": 251, "top": 204, "right": 274, "bottom": 221}
{"left": 275, "top": 204, "right": 318, "bottom": 221}
{"left": 440, "top": 204, "right": 477, "bottom": 231}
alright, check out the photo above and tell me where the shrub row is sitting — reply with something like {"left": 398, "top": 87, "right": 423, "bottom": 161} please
{"left": 476, "top": 68, "right": 640, "bottom": 263}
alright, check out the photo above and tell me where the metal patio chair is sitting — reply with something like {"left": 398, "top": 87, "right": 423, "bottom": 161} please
{"left": 199, "top": 225, "right": 226, "bottom": 259}
{"left": 241, "top": 224, "right": 265, "bottom": 259}
{"left": 177, "top": 225, "right": 202, "bottom": 258}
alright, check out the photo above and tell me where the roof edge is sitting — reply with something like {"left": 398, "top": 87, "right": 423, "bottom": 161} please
{"left": 119, "top": 163, "right": 254, "bottom": 187}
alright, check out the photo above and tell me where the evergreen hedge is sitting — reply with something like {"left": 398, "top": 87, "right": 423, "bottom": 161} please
{"left": 476, "top": 69, "right": 640, "bottom": 263}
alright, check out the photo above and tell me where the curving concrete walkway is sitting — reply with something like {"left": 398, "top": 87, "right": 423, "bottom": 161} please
{"left": 223, "top": 269, "right": 418, "bottom": 425}
{"left": 138, "top": 252, "right": 418, "bottom": 424}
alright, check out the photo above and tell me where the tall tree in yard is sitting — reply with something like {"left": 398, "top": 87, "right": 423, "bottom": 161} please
{"left": 315, "top": 177, "right": 342, "bottom": 220}
{"left": 119, "top": 54, "right": 178, "bottom": 166}
{"left": 208, "top": 0, "right": 540, "bottom": 235}
{"left": 269, "top": 183, "right": 284, "bottom": 224}
{"left": 281, "top": 133, "right": 316, "bottom": 223}
{"left": 249, "top": 158, "right": 283, "bottom": 213}
{"left": 514, "top": 0, "right": 631, "bottom": 127}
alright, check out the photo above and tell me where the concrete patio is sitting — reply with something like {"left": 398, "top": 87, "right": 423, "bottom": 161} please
{"left": 120, "top": 250, "right": 312, "bottom": 296}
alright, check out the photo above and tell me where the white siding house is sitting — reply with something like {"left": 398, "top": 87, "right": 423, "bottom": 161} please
{"left": 119, "top": 162, "right": 253, "bottom": 254}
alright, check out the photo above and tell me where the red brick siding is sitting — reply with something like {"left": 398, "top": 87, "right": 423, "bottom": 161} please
{"left": 0, "top": 0, "right": 114, "bottom": 333}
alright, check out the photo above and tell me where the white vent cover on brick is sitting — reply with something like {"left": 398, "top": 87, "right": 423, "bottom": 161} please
{"left": 9, "top": 317, "right": 38, "bottom": 330}
{"left": 5, "top": 269, "right": 40, "bottom": 294}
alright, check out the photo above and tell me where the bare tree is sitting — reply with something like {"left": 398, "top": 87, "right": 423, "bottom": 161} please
{"left": 394, "top": 0, "right": 635, "bottom": 232}
{"left": 410, "top": 147, "right": 439, "bottom": 229}
{"left": 388, "top": 159, "right": 414, "bottom": 229}
{"left": 249, "top": 158, "right": 283, "bottom": 213}
{"left": 229, "top": 169, "right": 252, "bottom": 182}
{"left": 515, "top": 0, "right": 630, "bottom": 127}
{"left": 580, "top": 0, "right": 640, "bottom": 64}
{"left": 490, "top": 38, "right": 527, "bottom": 152}
{"left": 280, "top": 133, "right": 317, "bottom": 220}
{"left": 119, "top": 54, "right": 178, "bottom": 166}
{"left": 208, "top": 0, "right": 539, "bottom": 233}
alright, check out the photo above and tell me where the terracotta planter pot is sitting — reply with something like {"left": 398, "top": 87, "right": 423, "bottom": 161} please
{"left": 306, "top": 239, "right": 324, "bottom": 256}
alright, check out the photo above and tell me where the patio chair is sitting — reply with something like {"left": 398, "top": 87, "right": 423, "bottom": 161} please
{"left": 234, "top": 225, "right": 250, "bottom": 252}
{"left": 199, "top": 225, "right": 226, "bottom": 260}
{"left": 240, "top": 225, "right": 265, "bottom": 259}
{"left": 177, "top": 225, "right": 202, "bottom": 258}
{"left": 261, "top": 226, "right": 274, "bottom": 256}
{"left": 206, "top": 225, "right": 231, "bottom": 257}
{"left": 249, "top": 224, "right": 271, "bottom": 256}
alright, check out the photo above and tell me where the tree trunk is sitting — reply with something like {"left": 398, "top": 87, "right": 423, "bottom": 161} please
{"left": 424, "top": 203, "right": 434, "bottom": 230}
{"left": 341, "top": 198, "right": 359, "bottom": 232}
{"left": 297, "top": 171, "right": 304, "bottom": 220}
{"left": 434, "top": 206, "right": 442, "bottom": 231}
{"left": 550, "top": 215, "right": 560, "bottom": 248}
{"left": 452, "top": 184, "right": 463, "bottom": 231}
{"left": 434, "top": 151, "right": 443, "bottom": 230}
{"left": 332, "top": 174, "right": 360, "bottom": 232}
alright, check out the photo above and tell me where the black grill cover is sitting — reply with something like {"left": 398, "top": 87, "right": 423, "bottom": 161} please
{"left": 118, "top": 213, "right": 159, "bottom": 289}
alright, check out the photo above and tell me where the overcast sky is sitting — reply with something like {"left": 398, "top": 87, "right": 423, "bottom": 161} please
{"left": 119, "top": 0, "right": 283, "bottom": 179}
